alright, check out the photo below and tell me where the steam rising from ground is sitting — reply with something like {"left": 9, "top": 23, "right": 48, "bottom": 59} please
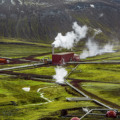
{"left": 80, "top": 28, "right": 114, "bottom": 59}
{"left": 52, "top": 22, "right": 88, "bottom": 49}
{"left": 53, "top": 66, "right": 68, "bottom": 84}
{"left": 2, "top": 0, "right": 5, "bottom": 3}
{"left": 11, "top": 0, "right": 22, "bottom": 5}
{"left": 18, "top": 0, "right": 22, "bottom": 5}
{"left": 11, "top": 0, "right": 15, "bottom": 5}
{"left": 93, "top": 29, "right": 102, "bottom": 37}
{"left": 80, "top": 39, "right": 115, "bottom": 59}
{"left": 52, "top": 22, "right": 114, "bottom": 59}
{"left": 90, "top": 4, "right": 95, "bottom": 8}
{"left": 99, "top": 13, "right": 104, "bottom": 18}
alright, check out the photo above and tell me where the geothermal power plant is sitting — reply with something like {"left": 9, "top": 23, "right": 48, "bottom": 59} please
{"left": 0, "top": 44, "right": 119, "bottom": 66}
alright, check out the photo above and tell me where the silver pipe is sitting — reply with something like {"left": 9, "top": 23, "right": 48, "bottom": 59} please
{"left": 65, "top": 81, "right": 90, "bottom": 98}
{"left": 80, "top": 109, "right": 93, "bottom": 119}
{"left": 92, "top": 99, "right": 112, "bottom": 109}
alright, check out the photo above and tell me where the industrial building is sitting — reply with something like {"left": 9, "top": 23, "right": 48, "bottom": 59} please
{"left": 52, "top": 44, "right": 80, "bottom": 65}
{"left": 52, "top": 52, "right": 74, "bottom": 65}
{"left": 0, "top": 58, "right": 9, "bottom": 64}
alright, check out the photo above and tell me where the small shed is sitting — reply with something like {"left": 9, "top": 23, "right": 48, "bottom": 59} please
{"left": 52, "top": 52, "right": 74, "bottom": 65}
{"left": 0, "top": 58, "right": 7, "bottom": 64}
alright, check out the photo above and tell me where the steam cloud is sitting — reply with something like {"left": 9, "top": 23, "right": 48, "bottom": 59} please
{"left": 11, "top": 0, "right": 22, "bottom": 5}
{"left": 93, "top": 28, "right": 102, "bottom": 37}
{"left": 53, "top": 66, "right": 68, "bottom": 84}
{"left": 52, "top": 22, "right": 88, "bottom": 49}
{"left": 2, "top": 0, "right": 5, "bottom": 3}
{"left": 80, "top": 39, "right": 115, "bottom": 59}
{"left": 90, "top": 4, "right": 95, "bottom": 8}
{"left": 18, "top": 0, "right": 22, "bottom": 5}
{"left": 11, "top": 0, "right": 15, "bottom": 5}
{"left": 99, "top": 13, "right": 104, "bottom": 18}
{"left": 80, "top": 28, "right": 114, "bottom": 59}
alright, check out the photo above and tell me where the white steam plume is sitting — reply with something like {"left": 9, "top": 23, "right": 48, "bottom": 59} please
{"left": 2, "top": 0, "right": 5, "bottom": 4}
{"left": 11, "top": 0, "right": 15, "bottom": 5}
{"left": 53, "top": 66, "right": 68, "bottom": 84}
{"left": 52, "top": 22, "right": 88, "bottom": 49}
{"left": 11, "top": 0, "right": 22, "bottom": 5}
{"left": 18, "top": 0, "right": 22, "bottom": 5}
{"left": 99, "top": 13, "right": 104, "bottom": 18}
{"left": 90, "top": 4, "right": 95, "bottom": 8}
{"left": 93, "top": 28, "right": 102, "bottom": 37}
{"left": 80, "top": 39, "right": 115, "bottom": 59}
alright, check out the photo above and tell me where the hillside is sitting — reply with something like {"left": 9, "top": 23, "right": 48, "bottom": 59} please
{"left": 0, "top": 0, "right": 120, "bottom": 43}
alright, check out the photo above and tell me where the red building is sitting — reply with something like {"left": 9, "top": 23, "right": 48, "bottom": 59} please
{"left": 73, "top": 54, "right": 80, "bottom": 61}
{"left": 0, "top": 58, "right": 8, "bottom": 64}
{"left": 52, "top": 52, "right": 74, "bottom": 65}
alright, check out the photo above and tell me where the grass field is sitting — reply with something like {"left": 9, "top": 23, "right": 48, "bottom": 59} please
{"left": 0, "top": 76, "right": 48, "bottom": 104}
{"left": 0, "top": 44, "right": 51, "bottom": 58}
{"left": 1, "top": 39, "right": 120, "bottom": 119}
{"left": 14, "top": 65, "right": 76, "bottom": 76}
{"left": 0, "top": 38, "right": 51, "bottom": 47}
{"left": 68, "top": 64, "right": 120, "bottom": 83}
{"left": 35, "top": 54, "right": 52, "bottom": 60}
{"left": 0, "top": 75, "right": 98, "bottom": 120}
{"left": 82, "top": 82, "right": 120, "bottom": 107}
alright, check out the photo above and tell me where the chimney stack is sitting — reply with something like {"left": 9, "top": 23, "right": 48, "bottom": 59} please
{"left": 52, "top": 44, "right": 55, "bottom": 54}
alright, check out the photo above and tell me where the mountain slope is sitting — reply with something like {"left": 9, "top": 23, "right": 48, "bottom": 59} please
{"left": 0, "top": 0, "right": 120, "bottom": 43}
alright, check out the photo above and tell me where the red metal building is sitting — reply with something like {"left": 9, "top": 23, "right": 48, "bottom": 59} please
{"left": 52, "top": 52, "right": 74, "bottom": 65}
{"left": 73, "top": 54, "right": 80, "bottom": 61}
{"left": 0, "top": 58, "right": 8, "bottom": 64}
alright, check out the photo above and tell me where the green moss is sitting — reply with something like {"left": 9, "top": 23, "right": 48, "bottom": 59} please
{"left": 69, "top": 64, "right": 120, "bottom": 83}
{"left": 0, "top": 76, "right": 97, "bottom": 120}
{"left": 15, "top": 66, "right": 55, "bottom": 76}
{"left": 35, "top": 54, "right": 52, "bottom": 59}
{"left": 15, "top": 66, "right": 72, "bottom": 76}
{"left": 0, "top": 38, "right": 51, "bottom": 47}
{"left": 0, "top": 44, "right": 51, "bottom": 58}
{"left": 82, "top": 82, "right": 120, "bottom": 107}
{"left": 76, "top": 17, "right": 90, "bottom": 25}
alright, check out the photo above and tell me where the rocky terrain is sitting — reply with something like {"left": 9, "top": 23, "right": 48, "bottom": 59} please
{"left": 0, "top": 0, "right": 120, "bottom": 43}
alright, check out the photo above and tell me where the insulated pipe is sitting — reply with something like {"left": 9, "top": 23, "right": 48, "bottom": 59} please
{"left": 92, "top": 99, "right": 112, "bottom": 109}
{"left": 65, "top": 81, "right": 89, "bottom": 98}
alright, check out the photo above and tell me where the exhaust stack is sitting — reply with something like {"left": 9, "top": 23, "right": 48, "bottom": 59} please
{"left": 52, "top": 44, "right": 55, "bottom": 54}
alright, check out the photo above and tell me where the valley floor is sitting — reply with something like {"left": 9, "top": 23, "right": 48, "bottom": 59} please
{"left": 0, "top": 39, "right": 120, "bottom": 120}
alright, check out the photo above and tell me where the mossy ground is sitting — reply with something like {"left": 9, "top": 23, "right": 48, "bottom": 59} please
{"left": 0, "top": 75, "right": 97, "bottom": 120}
{"left": 81, "top": 82, "right": 120, "bottom": 107}
{"left": 0, "top": 44, "right": 51, "bottom": 58}
{"left": 0, "top": 40, "right": 120, "bottom": 119}
{"left": 68, "top": 64, "right": 120, "bottom": 83}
